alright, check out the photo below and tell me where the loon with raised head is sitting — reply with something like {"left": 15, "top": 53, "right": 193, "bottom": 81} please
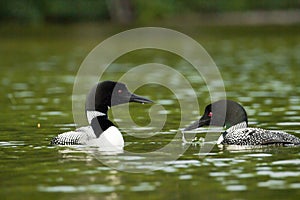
{"left": 184, "top": 100, "right": 300, "bottom": 146}
{"left": 50, "top": 81, "right": 153, "bottom": 147}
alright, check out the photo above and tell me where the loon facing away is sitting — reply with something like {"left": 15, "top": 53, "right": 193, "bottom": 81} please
{"left": 184, "top": 100, "right": 300, "bottom": 146}
{"left": 50, "top": 81, "right": 153, "bottom": 148}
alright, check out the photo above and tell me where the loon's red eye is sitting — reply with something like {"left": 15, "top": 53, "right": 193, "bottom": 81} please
{"left": 208, "top": 112, "right": 213, "bottom": 117}
{"left": 118, "top": 89, "right": 122, "bottom": 94}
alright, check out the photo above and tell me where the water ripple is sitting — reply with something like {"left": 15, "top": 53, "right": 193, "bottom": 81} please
{"left": 226, "top": 185, "right": 247, "bottom": 191}
{"left": 130, "top": 182, "right": 158, "bottom": 192}
{"left": 38, "top": 184, "right": 118, "bottom": 193}
{"left": 272, "top": 159, "right": 300, "bottom": 165}
{"left": 258, "top": 180, "right": 286, "bottom": 189}
{"left": 257, "top": 171, "right": 300, "bottom": 178}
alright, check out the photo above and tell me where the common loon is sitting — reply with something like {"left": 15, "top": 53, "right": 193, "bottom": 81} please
{"left": 50, "top": 81, "right": 153, "bottom": 148}
{"left": 184, "top": 100, "right": 300, "bottom": 146}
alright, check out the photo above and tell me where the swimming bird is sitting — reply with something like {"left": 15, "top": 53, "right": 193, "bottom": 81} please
{"left": 184, "top": 100, "right": 300, "bottom": 146}
{"left": 50, "top": 81, "right": 153, "bottom": 148}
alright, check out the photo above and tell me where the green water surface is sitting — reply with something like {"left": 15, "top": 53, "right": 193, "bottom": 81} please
{"left": 0, "top": 25, "right": 300, "bottom": 200}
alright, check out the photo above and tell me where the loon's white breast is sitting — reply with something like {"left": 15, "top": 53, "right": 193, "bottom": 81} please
{"left": 85, "top": 126, "right": 124, "bottom": 147}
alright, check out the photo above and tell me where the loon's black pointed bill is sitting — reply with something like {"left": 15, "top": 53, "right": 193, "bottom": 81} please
{"left": 184, "top": 117, "right": 211, "bottom": 131}
{"left": 129, "top": 93, "right": 153, "bottom": 104}
{"left": 184, "top": 120, "right": 200, "bottom": 131}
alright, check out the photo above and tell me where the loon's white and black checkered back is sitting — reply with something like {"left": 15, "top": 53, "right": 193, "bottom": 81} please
{"left": 223, "top": 124, "right": 300, "bottom": 145}
{"left": 50, "top": 126, "right": 95, "bottom": 145}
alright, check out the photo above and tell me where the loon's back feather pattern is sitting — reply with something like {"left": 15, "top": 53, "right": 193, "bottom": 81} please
{"left": 50, "top": 111, "right": 106, "bottom": 145}
{"left": 223, "top": 125, "right": 300, "bottom": 146}
{"left": 50, "top": 126, "right": 95, "bottom": 145}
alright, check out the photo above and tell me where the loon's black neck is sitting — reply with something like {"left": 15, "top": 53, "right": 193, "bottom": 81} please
{"left": 94, "top": 104, "right": 109, "bottom": 114}
{"left": 91, "top": 115, "right": 115, "bottom": 138}
{"left": 87, "top": 104, "right": 115, "bottom": 138}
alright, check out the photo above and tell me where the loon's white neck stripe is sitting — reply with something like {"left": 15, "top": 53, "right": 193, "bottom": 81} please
{"left": 86, "top": 111, "right": 106, "bottom": 124}
{"left": 227, "top": 121, "right": 248, "bottom": 132}
{"left": 217, "top": 134, "right": 224, "bottom": 145}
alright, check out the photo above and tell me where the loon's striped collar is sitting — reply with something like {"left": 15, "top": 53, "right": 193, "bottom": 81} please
{"left": 87, "top": 110, "right": 106, "bottom": 124}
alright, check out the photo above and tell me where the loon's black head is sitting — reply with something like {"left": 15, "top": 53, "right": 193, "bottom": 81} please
{"left": 184, "top": 100, "right": 248, "bottom": 131}
{"left": 85, "top": 81, "right": 153, "bottom": 113}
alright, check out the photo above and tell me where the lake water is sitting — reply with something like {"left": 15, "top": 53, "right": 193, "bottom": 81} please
{"left": 0, "top": 25, "right": 300, "bottom": 199}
